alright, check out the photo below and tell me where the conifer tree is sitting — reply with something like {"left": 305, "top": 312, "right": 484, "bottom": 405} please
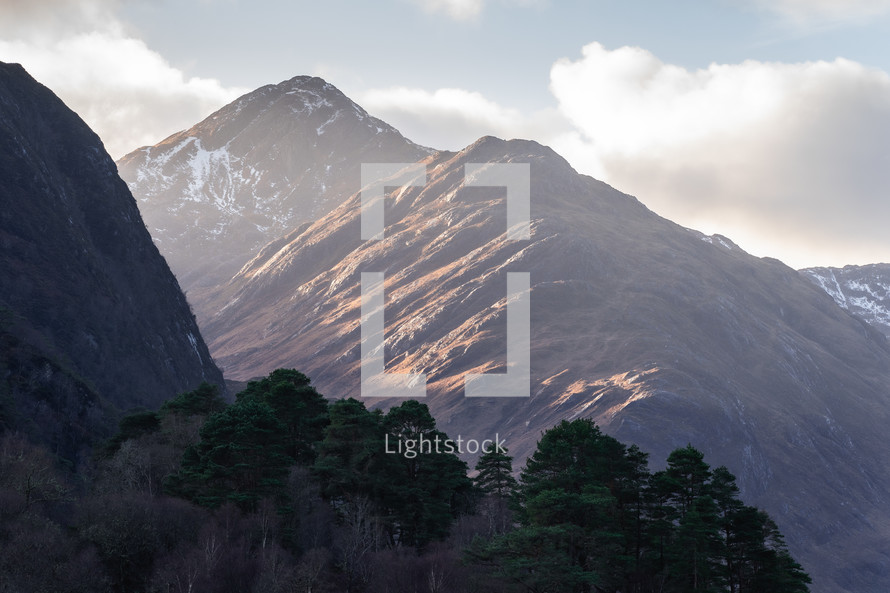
{"left": 164, "top": 398, "right": 291, "bottom": 511}
{"left": 474, "top": 446, "right": 518, "bottom": 498}
{"left": 474, "top": 446, "right": 519, "bottom": 536}
{"left": 313, "top": 397, "right": 386, "bottom": 502}
{"left": 380, "top": 400, "right": 473, "bottom": 547}
{"left": 236, "top": 368, "right": 329, "bottom": 465}
{"left": 160, "top": 382, "right": 226, "bottom": 417}
{"left": 471, "top": 422, "right": 810, "bottom": 593}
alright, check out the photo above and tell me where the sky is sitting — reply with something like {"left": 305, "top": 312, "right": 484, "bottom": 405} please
{"left": 2, "top": 0, "right": 890, "bottom": 269}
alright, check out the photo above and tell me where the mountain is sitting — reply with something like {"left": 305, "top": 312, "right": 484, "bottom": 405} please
{"left": 116, "top": 76, "right": 431, "bottom": 297}
{"left": 801, "top": 264, "right": 890, "bottom": 339}
{"left": 196, "top": 135, "right": 890, "bottom": 592}
{"left": 0, "top": 62, "right": 224, "bottom": 459}
{"left": 119, "top": 75, "right": 890, "bottom": 591}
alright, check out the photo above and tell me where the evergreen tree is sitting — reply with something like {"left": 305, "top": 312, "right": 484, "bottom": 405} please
{"left": 236, "top": 368, "right": 329, "bottom": 465}
{"left": 314, "top": 399, "right": 472, "bottom": 549}
{"left": 475, "top": 446, "right": 519, "bottom": 536}
{"left": 614, "top": 444, "right": 652, "bottom": 592}
{"left": 654, "top": 446, "right": 723, "bottom": 592}
{"left": 475, "top": 446, "right": 518, "bottom": 498}
{"left": 160, "top": 382, "right": 226, "bottom": 417}
{"left": 477, "top": 419, "right": 642, "bottom": 592}
{"left": 661, "top": 445, "right": 713, "bottom": 517}
{"left": 518, "top": 419, "right": 639, "bottom": 525}
{"left": 711, "top": 466, "right": 745, "bottom": 592}
{"left": 472, "top": 524, "right": 600, "bottom": 593}
{"left": 471, "top": 424, "right": 810, "bottom": 593}
{"left": 380, "top": 400, "right": 473, "bottom": 547}
{"left": 313, "top": 397, "right": 386, "bottom": 502}
{"left": 164, "top": 398, "right": 291, "bottom": 511}
{"left": 725, "top": 506, "right": 811, "bottom": 593}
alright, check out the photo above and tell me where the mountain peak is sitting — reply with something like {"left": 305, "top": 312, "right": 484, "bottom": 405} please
{"left": 117, "top": 76, "right": 432, "bottom": 292}
{"left": 0, "top": 61, "right": 28, "bottom": 77}
{"left": 277, "top": 74, "right": 335, "bottom": 92}
{"left": 446, "top": 135, "right": 581, "bottom": 188}
{"left": 460, "top": 135, "right": 560, "bottom": 159}
{"left": 120, "top": 73, "right": 890, "bottom": 590}
{"left": 235, "top": 74, "right": 350, "bottom": 114}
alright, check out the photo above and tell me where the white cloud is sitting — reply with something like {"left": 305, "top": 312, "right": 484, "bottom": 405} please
{"left": 404, "top": 0, "right": 541, "bottom": 22}
{"left": 749, "top": 0, "right": 890, "bottom": 24}
{"left": 360, "top": 86, "right": 570, "bottom": 151}
{"left": 0, "top": 0, "right": 118, "bottom": 34}
{"left": 406, "top": 0, "right": 485, "bottom": 21}
{"left": 550, "top": 42, "right": 890, "bottom": 268}
{"left": 0, "top": 2, "right": 246, "bottom": 159}
{"left": 359, "top": 44, "right": 890, "bottom": 267}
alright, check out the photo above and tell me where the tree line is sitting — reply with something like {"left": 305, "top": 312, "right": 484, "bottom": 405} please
{"left": 0, "top": 369, "right": 810, "bottom": 592}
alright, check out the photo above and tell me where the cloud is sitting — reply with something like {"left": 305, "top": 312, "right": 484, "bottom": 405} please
{"left": 360, "top": 86, "right": 571, "bottom": 151}
{"left": 403, "top": 0, "right": 540, "bottom": 22}
{"left": 748, "top": 0, "right": 890, "bottom": 25}
{"left": 0, "top": 0, "right": 121, "bottom": 39}
{"left": 549, "top": 42, "right": 890, "bottom": 267}
{"left": 405, "top": 0, "right": 485, "bottom": 21}
{"left": 359, "top": 45, "right": 890, "bottom": 267}
{"left": 0, "top": 1, "right": 246, "bottom": 159}
{"left": 3, "top": 0, "right": 888, "bottom": 268}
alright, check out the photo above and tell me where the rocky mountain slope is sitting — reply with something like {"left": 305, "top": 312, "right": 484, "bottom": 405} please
{"left": 198, "top": 135, "right": 890, "bottom": 593}
{"left": 802, "top": 264, "right": 890, "bottom": 339}
{"left": 0, "top": 62, "right": 224, "bottom": 458}
{"left": 117, "top": 76, "right": 431, "bottom": 296}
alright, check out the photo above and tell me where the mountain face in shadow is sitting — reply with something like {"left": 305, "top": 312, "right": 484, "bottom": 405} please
{"left": 117, "top": 76, "right": 431, "bottom": 298}
{"left": 123, "top": 78, "right": 890, "bottom": 593}
{"left": 0, "top": 62, "right": 224, "bottom": 459}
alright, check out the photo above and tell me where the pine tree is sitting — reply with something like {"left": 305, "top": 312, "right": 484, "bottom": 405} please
{"left": 474, "top": 446, "right": 518, "bottom": 498}
{"left": 314, "top": 399, "right": 472, "bottom": 548}
{"left": 726, "top": 506, "right": 811, "bottom": 593}
{"left": 470, "top": 423, "right": 811, "bottom": 593}
{"left": 380, "top": 400, "right": 473, "bottom": 547}
{"left": 313, "top": 397, "right": 386, "bottom": 502}
{"left": 480, "top": 419, "right": 640, "bottom": 592}
{"left": 164, "top": 398, "right": 291, "bottom": 511}
{"left": 160, "top": 382, "right": 226, "bottom": 417}
{"left": 711, "top": 466, "right": 745, "bottom": 592}
{"left": 615, "top": 444, "right": 652, "bottom": 592}
{"left": 474, "top": 446, "right": 519, "bottom": 536}
{"left": 236, "top": 368, "right": 329, "bottom": 465}
{"left": 656, "top": 446, "right": 723, "bottom": 592}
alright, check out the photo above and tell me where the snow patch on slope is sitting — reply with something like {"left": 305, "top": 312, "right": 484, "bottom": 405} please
{"left": 802, "top": 266, "right": 890, "bottom": 338}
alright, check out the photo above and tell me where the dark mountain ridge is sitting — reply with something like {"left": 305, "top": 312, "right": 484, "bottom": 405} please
{"left": 0, "top": 62, "right": 224, "bottom": 458}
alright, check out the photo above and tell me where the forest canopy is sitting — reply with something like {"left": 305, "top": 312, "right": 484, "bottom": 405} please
{"left": 0, "top": 369, "right": 809, "bottom": 593}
